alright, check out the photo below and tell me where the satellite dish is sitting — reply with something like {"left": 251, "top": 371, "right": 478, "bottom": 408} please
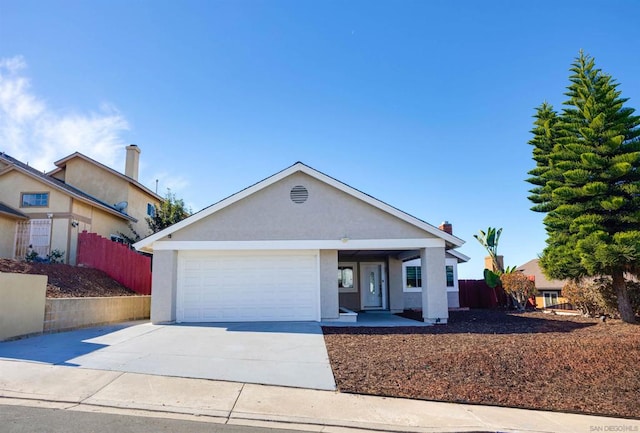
{"left": 114, "top": 201, "right": 128, "bottom": 211}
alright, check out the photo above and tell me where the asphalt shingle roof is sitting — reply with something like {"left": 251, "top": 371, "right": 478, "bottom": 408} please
{"left": 0, "top": 152, "right": 136, "bottom": 222}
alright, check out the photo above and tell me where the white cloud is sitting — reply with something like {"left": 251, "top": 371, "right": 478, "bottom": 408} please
{"left": 0, "top": 56, "right": 129, "bottom": 172}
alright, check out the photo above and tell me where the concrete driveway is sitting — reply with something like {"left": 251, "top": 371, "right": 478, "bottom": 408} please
{"left": 0, "top": 321, "right": 336, "bottom": 390}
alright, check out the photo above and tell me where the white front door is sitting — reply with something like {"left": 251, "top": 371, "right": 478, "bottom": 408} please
{"left": 360, "top": 262, "right": 386, "bottom": 309}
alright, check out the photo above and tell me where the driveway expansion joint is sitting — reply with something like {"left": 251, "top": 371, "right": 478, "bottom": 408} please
{"left": 78, "top": 371, "right": 125, "bottom": 405}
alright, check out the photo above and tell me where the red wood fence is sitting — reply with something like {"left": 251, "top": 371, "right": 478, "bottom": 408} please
{"left": 458, "top": 279, "right": 507, "bottom": 309}
{"left": 459, "top": 279, "right": 536, "bottom": 309}
{"left": 77, "top": 231, "right": 152, "bottom": 295}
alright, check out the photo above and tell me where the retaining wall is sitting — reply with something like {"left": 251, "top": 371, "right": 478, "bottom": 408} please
{"left": 44, "top": 296, "right": 151, "bottom": 333}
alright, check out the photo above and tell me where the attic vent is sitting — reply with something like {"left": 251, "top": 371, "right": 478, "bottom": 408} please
{"left": 290, "top": 185, "right": 308, "bottom": 204}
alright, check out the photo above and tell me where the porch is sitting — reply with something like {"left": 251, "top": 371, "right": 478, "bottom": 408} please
{"left": 321, "top": 310, "right": 432, "bottom": 327}
{"left": 328, "top": 246, "right": 449, "bottom": 324}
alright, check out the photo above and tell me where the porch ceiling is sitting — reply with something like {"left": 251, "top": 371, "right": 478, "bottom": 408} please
{"left": 338, "top": 249, "right": 420, "bottom": 261}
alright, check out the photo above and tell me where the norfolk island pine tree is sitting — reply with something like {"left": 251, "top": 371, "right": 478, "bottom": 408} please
{"left": 527, "top": 52, "right": 640, "bottom": 323}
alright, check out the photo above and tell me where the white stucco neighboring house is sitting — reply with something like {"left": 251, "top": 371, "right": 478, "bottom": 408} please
{"left": 134, "top": 162, "right": 469, "bottom": 324}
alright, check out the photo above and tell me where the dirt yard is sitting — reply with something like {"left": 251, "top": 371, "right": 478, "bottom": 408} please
{"left": 0, "top": 258, "right": 136, "bottom": 298}
{"left": 323, "top": 309, "right": 640, "bottom": 419}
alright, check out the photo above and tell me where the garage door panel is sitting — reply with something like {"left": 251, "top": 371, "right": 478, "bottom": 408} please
{"left": 177, "top": 252, "right": 319, "bottom": 322}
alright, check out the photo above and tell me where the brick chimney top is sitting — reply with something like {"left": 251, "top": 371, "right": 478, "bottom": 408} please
{"left": 439, "top": 221, "right": 453, "bottom": 235}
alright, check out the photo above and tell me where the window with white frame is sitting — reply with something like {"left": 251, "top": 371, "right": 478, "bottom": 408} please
{"left": 543, "top": 291, "right": 559, "bottom": 307}
{"left": 446, "top": 265, "right": 454, "bottom": 287}
{"left": 406, "top": 266, "right": 422, "bottom": 288}
{"left": 147, "top": 203, "right": 156, "bottom": 217}
{"left": 403, "top": 258, "right": 459, "bottom": 292}
{"left": 338, "top": 262, "right": 357, "bottom": 293}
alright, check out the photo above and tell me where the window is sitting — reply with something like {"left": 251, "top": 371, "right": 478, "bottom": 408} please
{"left": 147, "top": 203, "right": 156, "bottom": 217}
{"left": 338, "top": 262, "right": 357, "bottom": 293}
{"left": 21, "top": 192, "right": 49, "bottom": 207}
{"left": 406, "top": 266, "right": 422, "bottom": 288}
{"left": 110, "top": 234, "right": 125, "bottom": 244}
{"left": 446, "top": 265, "right": 454, "bottom": 287}
{"left": 543, "top": 292, "right": 559, "bottom": 307}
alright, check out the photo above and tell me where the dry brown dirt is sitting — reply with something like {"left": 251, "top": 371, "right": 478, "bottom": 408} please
{"left": 0, "top": 258, "right": 136, "bottom": 298}
{"left": 323, "top": 309, "right": 640, "bottom": 419}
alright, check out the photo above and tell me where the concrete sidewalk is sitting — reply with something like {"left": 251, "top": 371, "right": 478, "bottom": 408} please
{"left": 1, "top": 359, "right": 638, "bottom": 433}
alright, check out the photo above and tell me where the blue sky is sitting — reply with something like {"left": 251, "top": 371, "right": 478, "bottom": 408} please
{"left": 1, "top": 0, "right": 639, "bottom": 278}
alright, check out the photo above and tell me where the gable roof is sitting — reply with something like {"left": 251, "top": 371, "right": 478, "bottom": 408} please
{"left": 0, "top": 152, "right": 137, "bottom": 222}
{"left": 0, "top": 201, "right": 28, "bottom": 219}
{"left": 135, "top": 162, "right": 466, "bottom": 252}
{"left": 517, "top": 258, "right": 566, "bottom": 290}
{"left": 447, "top": 248, "right": 471, "bottom": 263}
{"left": 49, "top": 152, "right": 163, "bottom": 201}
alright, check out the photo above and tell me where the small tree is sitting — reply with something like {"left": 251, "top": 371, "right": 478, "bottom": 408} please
{"left": 119, "top": 189, "right": 191, "bottom": 244}
{"left": 500, "top": 272, "right": 536, "bottom": 311}
{"left": 147, "top": 189, "right": 191, "bottom": 233}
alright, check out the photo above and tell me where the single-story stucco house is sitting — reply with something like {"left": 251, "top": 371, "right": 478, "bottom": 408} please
{"left": 134, "top": 162, "right": 469, "bottom": 324}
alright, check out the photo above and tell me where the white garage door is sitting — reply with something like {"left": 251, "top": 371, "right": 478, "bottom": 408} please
{"left": 177, "top": 251, "right": 320, "bottom": 322}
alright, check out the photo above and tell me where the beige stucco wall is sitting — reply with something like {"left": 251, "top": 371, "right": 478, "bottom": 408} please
{"left": 44, "top": 296, "right": 150, "bottom": 333}
{"left": 170, "top": 172, "right": 433, "bottom": 242}
{"left": 50, "top": 217, "right": 70, "bottom": 260}
{"left": 0, "top": 216, "right": 17, "bottom": 257}
{"left": 62, "top": 158, "right": 131, "bottom": 207}
{"left": 0, "top": 170, "right": 72, "bottom": 214}
{"left": 88, "top": 206, "right": 129, "bottom": 240}
{"left": 60, "top": 157, "right": 160, "bottom": 238}
{"left": 0, "top": 273, "right": 47, "bottom": 340}
{"left": 150, "top": 250, "right": 179, "bottom": 324}
{"left": 320, "top": 250, "right": 339, "bottom": 320}
{"left": 126, "top": 183, "right": 159, "bottom": 237}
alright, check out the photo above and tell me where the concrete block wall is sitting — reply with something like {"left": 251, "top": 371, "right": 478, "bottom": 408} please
{"left": 44, "top": 296, "right": 151, "bottom": 333}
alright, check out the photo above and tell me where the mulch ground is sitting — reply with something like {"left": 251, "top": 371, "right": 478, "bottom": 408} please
{"left": 322, "top": 309, "right": 640, "bottom": 419}
{"left": 0, "top": 258, "right": 136, "bottom": 298}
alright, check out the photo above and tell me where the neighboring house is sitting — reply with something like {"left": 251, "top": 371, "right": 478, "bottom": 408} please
{"left": 135, "top": 162, "right": 470, "bottom": 324}
{"left": 0, "top": 202, "right": 28, "bottom": 257}
{"left": 0, "top": 145, "right": 162, "bottom": 264}
{"left": 517, "top": 258, "right": 568, "bottom": 308}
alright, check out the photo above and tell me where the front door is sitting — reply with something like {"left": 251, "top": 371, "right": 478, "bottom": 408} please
{"left": 360, "top": 262, "right": 385, "bottom": 309}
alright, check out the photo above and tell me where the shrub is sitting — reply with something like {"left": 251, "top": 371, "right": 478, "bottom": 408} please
{"left": 24, "top": 248, "right": 65, "bottom": 264}
{"left": 500, "top": 272, "right": 536, "bottom": 310}
{"left": 47, "top": 249, "right": 65, "bottom": 264}
{"left": 563, "top": 277, "right": 640, "bottom": 318}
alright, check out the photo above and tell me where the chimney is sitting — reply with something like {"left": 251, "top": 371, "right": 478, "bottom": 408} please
{"left": 125, "top": 144, "right": 140, "bottom": 181}
{"left": 439, "top": 221, "right": 453, "bottom": 235}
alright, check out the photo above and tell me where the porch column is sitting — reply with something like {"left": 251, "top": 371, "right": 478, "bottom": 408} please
{"left": 420, "top": 247, "right": 449, "bottom": 324}
{"left": 388, "top": 257, "right": 404, "bottom": 313}
{"left": 319, "top": 250, "right": 339, "bottom": 320}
